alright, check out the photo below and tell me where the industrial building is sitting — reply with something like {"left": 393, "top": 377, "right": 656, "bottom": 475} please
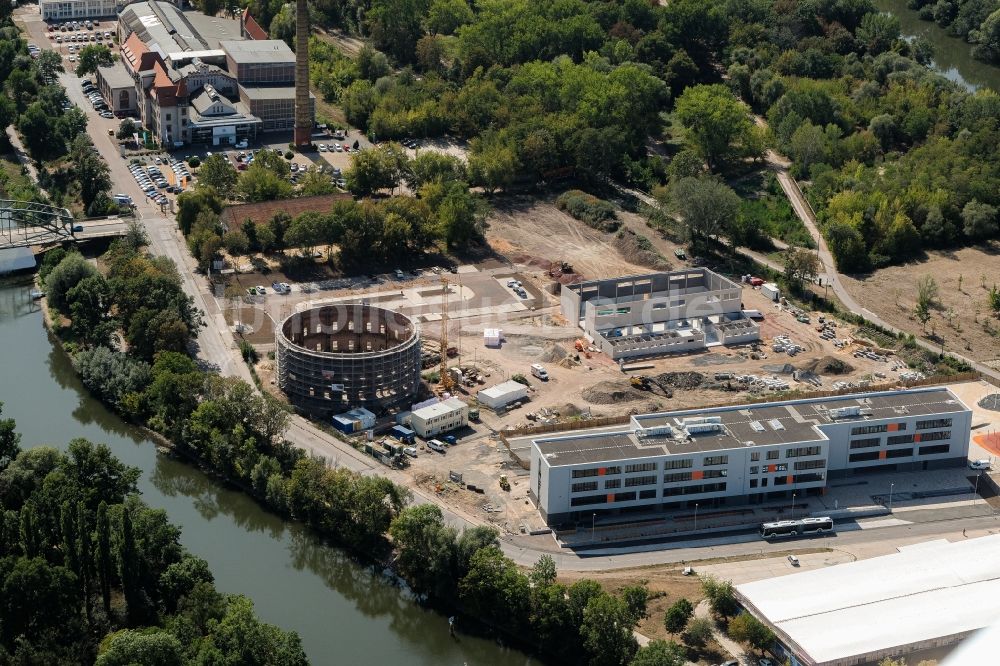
{"left": 735, "top": 535, "right": 1000, "bottom": 666}
{"left": 40, "top": 0, "right": 121, "bottom": 21}
{"left": 529, "top": 387, "right": 971, "bottom": 525}
{"left": 96, "top": 2, "right": 313, "bottom": 145}
{"left": 331, "top": 407, "right": 376, "bottom": 434}
{"left": 408, "top": 397, "right": 469, "bottom": 438}
{"left": 276, "top": 304, "right": 422, "bottom": 416}
{"left": 478, "top": 380, "right": 529, "bottom": 411}
{"left": 560, "top": 268, "right": 759, "bottom": 360}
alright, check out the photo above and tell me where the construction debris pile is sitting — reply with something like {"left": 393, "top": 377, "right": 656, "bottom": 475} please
{"left": 771, "top": 335, "right": 804, "bottom": 356}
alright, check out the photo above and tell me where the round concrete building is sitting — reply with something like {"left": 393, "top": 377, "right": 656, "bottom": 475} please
{"left": 276, "top": 304, "right": 421, "bottom": 416}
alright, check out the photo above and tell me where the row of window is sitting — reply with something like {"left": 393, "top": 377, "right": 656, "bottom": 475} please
{"left": 848, "top": 443, "right": 951, "bottom": 463}
{"left": 794, "top": 459, "right": 826, "bottom": 471}
{"left": 749, "top": 450, "right": 782, "bottom": 461}
{"left": 786, "top": 446, "right": 821, "bottom": 458}
{"left": 749, "top": 473, "right": 825, "bottom": 488}
{"left": 569, "top": 487, "right": 688, "bottom": 507}
{"left": 703, "top": 455, "right": 728, "bottom": 467}
{"left": 850, "top": 437, "right": 881, "bottom": 449}
{"left": 624, "top": 475, "right": 657, "bottom": 487}
{"left": 917, "top": 418, "right": 952, "bottom": 430}
{"left": 663, "top": 482, "right": 727, "bottom": 497}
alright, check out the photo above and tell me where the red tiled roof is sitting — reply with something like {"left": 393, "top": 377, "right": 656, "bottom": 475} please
{"left": 242, "top": 8, "right": 268, "bottom": 41}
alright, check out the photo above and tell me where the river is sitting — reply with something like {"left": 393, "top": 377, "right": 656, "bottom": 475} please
{"left": 0, "top": 278, "right": 534, "bottom": 666}
{"left": 876, "top": 0, "right": 1000, "bottom": 92}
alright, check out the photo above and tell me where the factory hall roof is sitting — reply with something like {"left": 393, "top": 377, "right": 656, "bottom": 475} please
{"left": 220, "top": 39, "right": 295, "bottom": 64}
{"left": 736, "top": 535, "right": 1000, "bottom": 665}
{"left": 534, "top": 387, "right": 967, "bottom": 468}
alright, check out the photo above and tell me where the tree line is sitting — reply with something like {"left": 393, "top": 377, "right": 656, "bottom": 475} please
{"left": 0, "top": 404, "right": 307, "bottom": 664}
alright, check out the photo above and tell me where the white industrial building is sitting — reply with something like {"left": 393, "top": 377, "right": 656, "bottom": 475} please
{"left": 560, "top": 268, "right": 760, "bottom": 360}
{"left": 40, "top": 0, "right": 119, "bottom": 21}
{"left": 409, "top": 397, "right": 469, "bottom": 438}
{"left": 529, "top": 387, "right": 971, "bottom": 525}
{"left": 736, "top": 535, "right": 1000, "bottom": 666}
{"left": 478, "top": 380, "right": 529, "bottom": 411}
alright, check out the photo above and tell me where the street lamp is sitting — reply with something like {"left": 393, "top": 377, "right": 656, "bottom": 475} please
{"left": 791, "top": 492, "right": 796, "bottom": 520}
{"left": 591, "top": 513, "right": 596, "bottom": 541}
{"left": 888, "top": 482, "right": 894, "bottom": 513}
{"left": 975, "top": 472, "right": 982, "bottom": 505}
{"left": 694, "top": 503, "right": 699, "bottom": 532}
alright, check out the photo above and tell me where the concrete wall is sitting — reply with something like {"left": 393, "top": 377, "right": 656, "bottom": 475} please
{"left": 598, "top": 328, "right": 705, "bottom": 360}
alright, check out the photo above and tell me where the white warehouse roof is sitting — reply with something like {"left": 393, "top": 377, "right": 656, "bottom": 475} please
{"left": 412, "top": 397, "right": 467, "bottom": 419}
{"left": 736, "top": 535, "right": 1000, "bottom": 665}
{"left": 479, "top": 380, "right": 527, "bottom": 401}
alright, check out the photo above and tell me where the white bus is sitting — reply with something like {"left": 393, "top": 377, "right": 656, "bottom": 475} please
{"left": 760, "top": 517, "right": 833, "bottom": 539}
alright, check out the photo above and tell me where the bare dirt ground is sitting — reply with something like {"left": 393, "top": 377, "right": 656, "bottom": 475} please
{"left": 839, "top": 244, "right": 1000, "bottom": 366}
{"left": 485, "top": 197, "right": 650, "bottom": 279}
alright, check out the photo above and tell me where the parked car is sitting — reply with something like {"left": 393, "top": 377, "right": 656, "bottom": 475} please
{"left": 758, "top": 659, "right": 775, "bottom": 666}
{"left": 318, "top": 143, "right": 327, "bottom": 152}
{"left": 402, "top": 447, "right": 417, "bottom": 458}
{"left": 72, "top": 225, "right": 84, "bottom": 232}
{"left": 427, "top": 439, "right": 446, "bottom": 453}
{"left": 970, "top": 460, "right": 992, "bottom": 470}
{"left": 256, "top": 285, "right": 267, "bottom": 294}
{"left": 787, "top": 554, "right": 800, "bottom": 566}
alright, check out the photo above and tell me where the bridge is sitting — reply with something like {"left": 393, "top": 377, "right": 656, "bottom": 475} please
{"left": 0, "top": 200, "right": 129, "bottom": 250}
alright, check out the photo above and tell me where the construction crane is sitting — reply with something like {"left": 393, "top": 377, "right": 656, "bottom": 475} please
{"left": 438, "top": 276, "right": 455, "bottom": 393}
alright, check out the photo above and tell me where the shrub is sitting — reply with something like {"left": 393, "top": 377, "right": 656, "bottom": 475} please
{"left": 187, "top": 156, "right": 201, "bottom": 168}
{"left": 511, "top": 373, "right": 529, "bottom": 386}
{"left": 556, "top": 190, "right": 620, "bottom": 232}
{"left": 284, "top": 150, "right": 294, "bottom": 159}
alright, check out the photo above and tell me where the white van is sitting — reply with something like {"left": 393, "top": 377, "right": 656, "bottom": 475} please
{"left": 530, "top": 363, "right": 549, "bottom": 380}
{"left": 427, "top": 439, "right": 446, "bottom": 453}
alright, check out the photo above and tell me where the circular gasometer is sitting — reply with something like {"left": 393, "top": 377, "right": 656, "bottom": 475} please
{"left": 276, "top": 304, "right": 421, "bottom": 416}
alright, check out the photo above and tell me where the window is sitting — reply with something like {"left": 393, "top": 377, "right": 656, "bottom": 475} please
{"left": 850, "top": 438, "right": 881, "bottom": 449}
{"left": 750, "top": 479, "right": 758, "bottom": 488}
{"left": 572, "top": 469, "right": 599, "bottom": 479}
{"left": 664, "top": 459, "right": 693, "bottom": 470}
{"left": 786, "top": 446, "right": 821, "bottom": 458}
{"left": 920, "top": 431, "right": 951, "bottom": 442}
{"left": 614, "top": 491, "right": 636, "bottom": 502}
{"left": 625, "top": 462, "right": 657, "bottom": 473}
{"left": 793, "top": 473, "right": 824, "bottom": 484}
{"left": 571, "top": 495, "right": 606, "bottom": 507}
{"left": 919, "top": 444, "right": 950, "bottom": 456}
{"left": 625, "top": 475, "right": 657, "bottom": 487}
{"left": 663, "top": 472, "right": 692, "bottom": 483}
{"left": 887, "top": 434, "right": 915, "bottom": 445}
{"left": 849, "top": 451, "right": 880, "bottom": 462}
{"left": 794, "top": 459, "right": 826, "bottom": 471}
{"left": 604, "top": 479, "right": 621, "bottom": 490}
{"left": 703, "top": 455, "right": 729, "bottom": 466}
{"left": 639, "top": 489, "right": 657, "bottom": 500}
{"left": 886, "top": 447, "right": 913, "bottom": 459}
{"left": 165, "top": 113, "right": 171, "bottom": 121}
{"left": 749, "top": 466, "right": 759, "bottom": 474}
{"left": 761, "top": 478, "right": 768, "bottom": 487}
{"left": 703, "top": 469, "right": 727, "bottom": 478}
{"left": 917, "top": 418, "right": 952, "bottom": 430}
{"left": 605, "top": 466, "right": 622, "bottom": 475}
{"left": 766, "top": 450, "right": 780, "bottom": 460}
{"left": 572, "top": 481, "right": 598, "bottom": 493}
{"left": 852, "top": 424, "right": 888, "bottom": 435}
{"left": 774, "top": 476, "right": 788, "bottom": 486}
{"left": 750, "top": 452, "right": 761, "bottom": 462}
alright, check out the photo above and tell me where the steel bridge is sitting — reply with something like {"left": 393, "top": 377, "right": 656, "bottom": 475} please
{"left": 0, "top": 200, "right": 75, "bottom": 250}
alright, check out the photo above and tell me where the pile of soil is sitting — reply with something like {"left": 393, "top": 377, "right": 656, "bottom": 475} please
{"left": 582, "top": 381, "right": 649, "bottom": 404}
{"left": 612, "top": 229, "right": 671, "bottom": 270}
{"left": 551, "top": 403, "right": 584, "bottom": 417}
{"left": 692, "top": 353, "right": 740, "bottom": 367}
{"left": 800, "top": 356, "right": 854, "bottom": 375}
{"left": 654, "top": 372, "right": 704, "bottom": 389}
{"left": 539, "top": 343, "right": 568, "bottom": 363}
{"left": 979, "top": 394, "right": 1000, "bottom": 412}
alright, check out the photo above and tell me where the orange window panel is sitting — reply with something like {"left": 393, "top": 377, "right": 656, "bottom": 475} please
{"left": 888, "top": 423, "right": 899, "bottom": 432}
{"left": 767, "top": 464, "right": 777, "bottom": 473}
{"left": 606, "top": 493, "right": 615, "bottom": 503}
{"left": 879, "top": 450, "right": 887, "bottom": 460}
{"left": 914, "top": 433, "right": 922, "bottom": 443}
{"left": 691, "top": 470, "right": 704, "bottom": 480}
{"left": 787, "top": 475, "right": 794, "bottom": 485}
{"left": 598, "top": 467, "right": 606, "bottom": 476}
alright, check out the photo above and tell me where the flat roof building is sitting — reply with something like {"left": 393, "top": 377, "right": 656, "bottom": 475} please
{"left": 736, "top": 535, "right": 1000, "bottom": 665}
{"left": 478, "top": 380, "right": 529, "bottom": 411}
{"left": 409, "top": 397, "right": 469, "bottom": 438}
{"left": 561, "top": 269, "right": 759, "bottom": 360}
{"left": 529, "top": 387, "right": 971, "bottom": 525}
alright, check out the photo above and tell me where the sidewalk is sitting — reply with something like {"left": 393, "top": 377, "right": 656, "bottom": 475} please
{"left": 695, "top": 600, "right": 750, "bottom": 664}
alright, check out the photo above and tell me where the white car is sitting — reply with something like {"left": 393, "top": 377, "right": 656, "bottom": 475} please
{"left": 427, "top": 439, "right": 446, "bottom": 453}
{"left": 787, "top": 554, "right": 800, "bottom": 566}
{"left": 318, "top": 143, "right": 328, "bottom": 152}
{"left": 403, "top": 447, "right": 417, "bottom": 458}
{"left": 970, "top": 460, "right": 992, "bottom": 470}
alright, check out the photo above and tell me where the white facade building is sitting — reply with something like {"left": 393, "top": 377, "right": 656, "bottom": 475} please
{"left": 529, "top": 387, "right": 971, "bottom": 525}
{"left": 40, "top": 0, "right": 116, "bottom": 20}
{"left": 478, "top": 380, "right": 529, "bottom": 411}
{"left": 560, "top": 269, "right": 759, "bottom": 360}
{"left": 409, "top": 397, "right": 469, "bottom": 438}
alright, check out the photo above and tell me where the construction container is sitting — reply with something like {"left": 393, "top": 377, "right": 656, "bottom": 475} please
{"left": 761, "top": 283, "right": 780, "bottom": 302}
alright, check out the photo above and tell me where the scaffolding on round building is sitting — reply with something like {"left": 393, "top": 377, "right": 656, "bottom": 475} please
{"left": 276, "top": 304, "right": 421, "bottom": 416}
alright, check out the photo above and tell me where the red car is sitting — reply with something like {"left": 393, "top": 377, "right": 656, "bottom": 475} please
{"left": 749, "top": 277, "right": 764, "bottom": 286}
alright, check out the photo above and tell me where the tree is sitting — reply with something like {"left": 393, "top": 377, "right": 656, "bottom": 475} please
{"left": 37, "top": 50, "right": 64, "bottom": 80}
{"left": 988, "top": 284, "right": 1000, "bottom": 317}
{"left": 118, "top": 505, "right": 144, "bottom": 624}
{"left": 683, "top": 616, "right": 714, "bottom": 648}
{"left": 784, "top": 248, "right": 821, "bottom": 288}
{"left": 961, "top": 200, "right": 998, "bottom": 240}
{"left": 77, "top": 502, "right": 93, "bottom": 624}
{"left": 914, "top": 299, "right": 931, "bottom": 332}
{"left": 857, "top": 12, "right": 901, "bottom": 54}
{"left": 0, "top": 557, "right": 80, "bottom": 646}
{"left": 176, "top": 187, "right": 223, "bottom": 235}
{"left": 530, "top": 554, "right": 557, "bottom": 587}
{"left": 0, "top": 402, "right": 21, "bottom": 473}
{"left": 663, "top": 598, "right": 694, "bottom": 634}
{"left": 236, "top": 165, "right": 294, "bottom": 202}
{"left": 665, "top": 177, "right": 741, "bottom": 245}
{"left": 389, "top": 504, "right": 458, "bottom": 600}
{"left": 18, "top": 102, "right": 66, "bottom": 159}
{"left": 459, "top": 546, "right": 530, "bottom": 630}
{"left": 95, "top": 630, "right": 184, "bottom": 666}
{"left": 916, "top": 275, "right": 939, "bottom": 325}
{"left": 629, "top": 640, "right": 686, "bottom": 666}
{"left": 45, "top": 252, "right": 97, "bottom": 314}
{"left": 727, "top": 611, "right": 775, "bottom": 655}
{"left": 701, "top": 576, "right": 739, "bottom": 619}
{"left": 406, "top": 151, "right": 467, "bottom": 190}
{"left": 117, "top": 118, "right": 138, "bottom": 141}
{"left": 581, "top": 592, "right": 639, "bottom": 666}
{"left": 198, "top": 154, "right": 238, "bottom": 198}
{"left": 268, "top": 3, "right": 296, "bottom": 47}
{"left": 356, "top": 44, "right": 392, "bottom": 81}
{"left": 71, "top": 136, "right": 112, "bottom": 211}
{"left": 426, "top": 0, "right": 474, "bottom": 34}
{"left": 468, "top": 139, "right": 518, "bottom": 193}
{"left": 346, "top": 143, "right": 409, "bottom": 196}
{"left": 674, "top": 85, "right": 753, "bottom": 170}
{"left": 75, "top": 44, "right": 115, "bottom": 77}
{"left": 621, "top": 585, "right": 649, "bottom": 625}
{"left": 224, "top": 229, "right": 249, "bottom": 268}
{"left": 97, "top": 501, "right": 112, "bottom": 615}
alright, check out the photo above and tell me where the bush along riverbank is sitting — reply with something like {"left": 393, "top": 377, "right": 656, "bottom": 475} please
{"left": 37, "top": 236, "right": 683, "bottom": 666}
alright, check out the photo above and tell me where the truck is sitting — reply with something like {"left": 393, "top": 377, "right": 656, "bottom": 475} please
{"left": 530, "top": 363, "right": 549, "bottom": 381}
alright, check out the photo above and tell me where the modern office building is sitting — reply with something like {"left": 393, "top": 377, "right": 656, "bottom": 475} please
{"left": 40, "top": 0, "right": 117, "bottom": 21}
{"left": 560, "top": 268, "right": 759, "bottom": 360}
{"left": 529, "top": 387, "right": 971, "bottom": 525}
{"left": 736, "top": 535, "right": 1000, "bottom": 666}
{"left": 107, "top": 2, "right": 312, "bottom": 145}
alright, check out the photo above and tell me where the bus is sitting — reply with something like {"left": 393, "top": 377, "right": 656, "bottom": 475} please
{"left": 760, "top": 517, "right": 833, "bottom": 539}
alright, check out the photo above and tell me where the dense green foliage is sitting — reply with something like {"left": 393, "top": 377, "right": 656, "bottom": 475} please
{"left": 0, "top": 408, "right": 306, "bottom": 664}
{"left": 556, "top": 190, "right": 620, "bottom": 232}
{"left": 908, "top": 0, "right": 1000, "bottom": 63}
